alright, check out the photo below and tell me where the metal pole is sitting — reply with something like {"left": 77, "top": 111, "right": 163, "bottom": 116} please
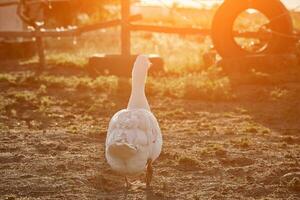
{"left": 121, "top": 0, "right": 131, "bottom": 57}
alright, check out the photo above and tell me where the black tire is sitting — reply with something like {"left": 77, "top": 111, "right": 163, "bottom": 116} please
{"left": 211, "top": 0, "right": 294, "bottom": 58}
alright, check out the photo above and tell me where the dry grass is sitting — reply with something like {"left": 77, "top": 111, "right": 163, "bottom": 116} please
{"left": 1, "top": 7, "right": 300, "bottom": 200}
{"left": 0, "top": 66, "right": 231, "bottom": 101}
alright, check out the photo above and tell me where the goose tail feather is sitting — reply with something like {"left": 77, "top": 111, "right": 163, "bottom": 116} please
{"left": 108, "top": 142, "right": 137, "bottom": 160}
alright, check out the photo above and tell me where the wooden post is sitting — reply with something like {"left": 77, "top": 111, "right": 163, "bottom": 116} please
{"left": 121, "top": 0, "right": 130, "bottom": 57}
{"left": 36, "top": 27, "right": 45, "bottom": 69}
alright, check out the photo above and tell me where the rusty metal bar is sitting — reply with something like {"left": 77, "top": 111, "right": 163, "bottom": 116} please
{"left": 0, "top": 15, "right": 142, "bottom": 38}
{"left": 0, "top": 25, "right": 288, "bottom": 40}
{"left": 130, "top": 24, "right": 211, "bottom": 35}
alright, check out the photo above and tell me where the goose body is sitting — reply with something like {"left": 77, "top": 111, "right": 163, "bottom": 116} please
{"left": 105, "top": 55, "right": 162, "bottom": 187}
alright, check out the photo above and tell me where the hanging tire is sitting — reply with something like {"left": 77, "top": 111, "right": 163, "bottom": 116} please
{"left": 211, "top": 0, "right": 294, "bottom": 58}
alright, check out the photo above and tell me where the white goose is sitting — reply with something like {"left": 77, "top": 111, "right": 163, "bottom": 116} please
{"left": 105, "top": 55, "right": 162, "bottom": 188}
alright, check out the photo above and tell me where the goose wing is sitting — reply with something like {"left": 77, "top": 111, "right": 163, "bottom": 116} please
{"left": 106, "top": 109, "right": 162, "bottom": 160}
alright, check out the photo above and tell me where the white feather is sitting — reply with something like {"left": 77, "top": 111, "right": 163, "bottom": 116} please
{"left": 105, "top": 109, "right": 162, "bottom": 175}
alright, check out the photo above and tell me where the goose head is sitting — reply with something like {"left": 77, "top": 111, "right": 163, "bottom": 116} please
{"left": 132, "top": 55, "right": 152, "bottom": 76}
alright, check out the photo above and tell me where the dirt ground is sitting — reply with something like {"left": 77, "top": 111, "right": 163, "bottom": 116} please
{"left": 0, "top": 63, "right": 299, "bottom": 200}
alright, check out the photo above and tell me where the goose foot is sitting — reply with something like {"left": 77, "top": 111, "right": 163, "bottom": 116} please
{"left": 124, "top": 176, "right": 131, "bottom": 189}
{"left": 146, "top": 159, "right": 153, "bottom": 189}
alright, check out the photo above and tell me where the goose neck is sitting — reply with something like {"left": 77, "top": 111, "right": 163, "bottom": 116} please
{"left": 131, "top": 69, "right": 147, "bottom": 94}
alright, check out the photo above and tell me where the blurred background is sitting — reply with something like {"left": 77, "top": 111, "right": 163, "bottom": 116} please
{"left": 0, "top": 0, "right": 299, "bottom": 73}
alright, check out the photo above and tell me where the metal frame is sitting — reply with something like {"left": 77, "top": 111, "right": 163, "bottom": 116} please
{"left": 0, "top": 0, "right": 298, "bottom": 69}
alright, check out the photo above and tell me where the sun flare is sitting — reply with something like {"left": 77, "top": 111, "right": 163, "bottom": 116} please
{"left": 140, "top": 0, "right": 299, "bottom": 10}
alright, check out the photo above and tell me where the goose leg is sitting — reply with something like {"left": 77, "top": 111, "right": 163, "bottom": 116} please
{"left": 124, "top": 176, "right": 131, "bottom": 189}
{"left": 146, "top": 159, "right": 153, "bottom": 189}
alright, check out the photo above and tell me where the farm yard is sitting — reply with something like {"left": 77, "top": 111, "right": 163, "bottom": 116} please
{"left": 0, "top": 0, "right": 300, "bottom": 199}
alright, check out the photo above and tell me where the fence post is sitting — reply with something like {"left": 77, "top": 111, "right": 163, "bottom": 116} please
{"left": 36, "top": 28, "right": 45, "bottom": 69}
{"left": 121, "top": 0, "right": 131, "bottom": 57}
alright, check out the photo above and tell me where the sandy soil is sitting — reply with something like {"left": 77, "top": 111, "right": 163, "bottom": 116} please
{"left": 0, "top": 64, "right": 299, "bottom": 200}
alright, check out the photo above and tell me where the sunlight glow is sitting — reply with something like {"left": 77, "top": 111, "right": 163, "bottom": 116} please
{"left": 140, "top": 0, "right": 300, "bottom": 10}
{"left": 140, "top": 0, "right": 222, "bottom": 9}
